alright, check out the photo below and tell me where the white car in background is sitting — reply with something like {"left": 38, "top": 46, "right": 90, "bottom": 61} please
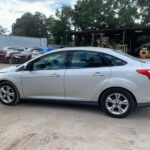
{"left": 25, "top": 47, "right": 44, "bottom": 58}
{"left": 0, "top": 47, "right": 150, "bottom": 118}
{"left": 1, "top": 46, "right": 31, "bottom": 64}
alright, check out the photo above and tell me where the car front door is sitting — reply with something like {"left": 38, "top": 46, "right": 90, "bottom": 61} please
{"left": 21, "top": 51, "right": 68, "bottom": 100}
{"left": 65, "top": 51, "right": 111, "bottom": 101}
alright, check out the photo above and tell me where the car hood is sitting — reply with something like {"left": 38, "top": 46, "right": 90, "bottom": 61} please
{"left": 0, "top": 66, "right": 18, "bottom": 73}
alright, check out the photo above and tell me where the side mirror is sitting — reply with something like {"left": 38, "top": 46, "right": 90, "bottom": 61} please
{"left": 24, "top": 62, "right": 33, "bottom": 71}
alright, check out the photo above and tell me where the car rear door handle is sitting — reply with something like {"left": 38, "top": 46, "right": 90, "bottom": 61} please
{"left": 50, "top": 73, "right": 60, "bottom": 77}
{"left": 93, "top": 72, "right": 104, "bottom": 76}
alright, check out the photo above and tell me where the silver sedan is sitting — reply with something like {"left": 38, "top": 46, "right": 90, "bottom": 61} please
{"left": 0, "top": 47, "right": 150, "bottom": 118}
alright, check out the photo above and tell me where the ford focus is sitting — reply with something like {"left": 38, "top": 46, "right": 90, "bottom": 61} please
{"left": 0, "top": 47, "right": 150, "bottom": 118}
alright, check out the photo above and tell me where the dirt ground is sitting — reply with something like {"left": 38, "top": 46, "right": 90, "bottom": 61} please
{"left": 0, "top": 63, "right": 150, "bottom": 150}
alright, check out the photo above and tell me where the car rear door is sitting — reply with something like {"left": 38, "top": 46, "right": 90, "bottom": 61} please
{"left": 21, "top": 51, "right": 68, "bottom": 100}
{"left": 64, "top": 51, "right": 111, "bottom": 101}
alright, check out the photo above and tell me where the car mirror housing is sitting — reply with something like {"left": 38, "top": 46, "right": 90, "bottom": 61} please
{"left": 24, "top": 62, "right": 32, "bottom": 71}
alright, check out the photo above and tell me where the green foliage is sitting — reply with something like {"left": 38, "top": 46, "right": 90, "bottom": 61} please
{"left": 12, "top": 12, "right": 48, "bottom": 38}
{"left": 73, "top": 0, "right": 140, "bottom": 30}
{"left": 11, "top": 0, "right": 150, "bottom": 45}
{"left": 48, "top": 6, "right": 73, "bottom": 45}
{"left": 137, "top": 0, "right": 150, "bottom": 25}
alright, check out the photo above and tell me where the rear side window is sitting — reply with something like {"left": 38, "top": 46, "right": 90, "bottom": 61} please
{"left": 71, "top": 51, "right": 103, "bottom": 69}
{"left": 102, "top": 53, "right": 127, "bottom": 66}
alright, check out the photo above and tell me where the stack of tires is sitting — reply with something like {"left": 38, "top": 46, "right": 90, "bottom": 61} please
{"left": 140, "top": 48, "right": 149, "bottom": 58}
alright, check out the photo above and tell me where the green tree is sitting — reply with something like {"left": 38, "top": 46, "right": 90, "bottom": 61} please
{"left": 115, "top": 0, "right": 139, "bottom": 27}
{"left": 73, "top": 0, "right": 140, "bottom": 30}
{"left": 47, "top": 6, "right": 73, "bottom": 45}
{"left": 12, "top": 12, "right": 48, "bottom": 37}
{"left": 73, "top": 0, "right": 117, "bottom": 30}
{"left": 137, "top": 0, "right": 150, "bottom": 25}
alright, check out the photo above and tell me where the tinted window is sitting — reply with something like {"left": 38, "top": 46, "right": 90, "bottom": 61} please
{"left": 103, "top": 53, "right": 127, "bottom": 66}
{"left": 71, "top": 51, "right": 102, "bottom": 69}
{"left": 32, "top": 52, "right": 67, "bottom": 71}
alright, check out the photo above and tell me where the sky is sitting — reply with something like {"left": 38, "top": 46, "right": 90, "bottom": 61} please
{"left": 0, "top": 0, "right": 77, "bottom": 33}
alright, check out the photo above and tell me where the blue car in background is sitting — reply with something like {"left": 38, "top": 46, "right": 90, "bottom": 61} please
{"left": 42, "top": 47, "right": 54, "bottom": 53}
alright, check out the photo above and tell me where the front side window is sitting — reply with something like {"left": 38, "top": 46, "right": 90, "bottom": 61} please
{"left": 71, "top": 51, "right": 102, "bottom": 69}
{"left": 32, "top": 52, "right": 67, "bottom": 71}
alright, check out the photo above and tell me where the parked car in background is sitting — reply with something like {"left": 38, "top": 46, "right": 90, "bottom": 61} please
{"left": 25, "top": 47, "right": 44, "bottom": 58}
{"left": 42, "top": 47, "right": 54, "bottom": 53}
{"left": 0, "top": 46, "right": 31, "bottom": 64}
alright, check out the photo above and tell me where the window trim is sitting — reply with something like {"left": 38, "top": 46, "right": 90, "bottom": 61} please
{"left": 102, "top": 53, "right": 127, "bottom": 67}
{"left": 68, "top": 50, "right": 105, "bottom": 69}
{"left": 17, "top": 50, "right": 127, "bottom": 72}
{"left": 68, "top": 50, "right": 127, "bottom": 69}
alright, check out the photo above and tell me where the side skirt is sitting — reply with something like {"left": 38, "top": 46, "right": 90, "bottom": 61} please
{"left": 21, "top": 98, "right": 98, "bottom": 106}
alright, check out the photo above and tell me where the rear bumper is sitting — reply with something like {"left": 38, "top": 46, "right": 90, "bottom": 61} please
{"left": 132, "top": 86, "right": 150, "bottom": 105}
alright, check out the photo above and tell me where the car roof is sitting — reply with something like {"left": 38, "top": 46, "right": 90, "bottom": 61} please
{"left": 50, "top": 47, "right": 141, "bottom": 65}
{"left": 23, "top": 46, "right": 141, "bottom": 67}
{"left": 53, "top": 47, "right": 113, "bottom": 53}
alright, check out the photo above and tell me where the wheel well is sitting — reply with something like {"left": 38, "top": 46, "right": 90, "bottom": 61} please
{"left": 0, "top": 80, "right": 14, "bottom": 85}
{"left": 98, "top": 87, "right": 137, "bottom": 106}
{"left": 0, "top": 80, "right": 20, "bottom": 95}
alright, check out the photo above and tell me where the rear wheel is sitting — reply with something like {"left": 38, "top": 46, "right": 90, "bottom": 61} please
{"left": 101, "top": 88, "right": 135, "bottom": 118}
{"left": 0, "top": 82, "right": 20, "bottom": 105}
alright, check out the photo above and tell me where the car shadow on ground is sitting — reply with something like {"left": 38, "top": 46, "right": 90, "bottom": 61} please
{"left": 20, "top": 99, "right": 102, "bottom": 114}
{"left": 17, "top": 99, "right": 150, "bottom": 120}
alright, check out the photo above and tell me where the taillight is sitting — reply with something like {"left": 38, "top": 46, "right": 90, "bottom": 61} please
{"left": 136, "top": 70, "right": 150, "bottom": 79}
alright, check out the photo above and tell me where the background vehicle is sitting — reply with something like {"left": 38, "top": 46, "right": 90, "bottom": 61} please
{"left": 42, "top": 47, "right": 54, "bottom": 53}
{"left": 0, "top": 47, "right": 150, "bottom": 118}
{"left": 25, "top": 47, "right": 44, "bottom": 58}
{"left": 0, "top": 46, "right": 31, "bottom": 64}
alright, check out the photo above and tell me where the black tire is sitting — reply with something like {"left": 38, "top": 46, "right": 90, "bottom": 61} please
{"left": 101, "top": 88, "right": 135, "bottom": 118}
{"left": 0, "top": 82, "right": 20, "bottom": 105}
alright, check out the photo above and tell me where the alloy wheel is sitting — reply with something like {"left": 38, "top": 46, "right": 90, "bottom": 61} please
{"left": 0, "top": 85, "right": 15, "bottom": 104}
{"left": 106, "top": 93, "right": 129, "bottom": 115}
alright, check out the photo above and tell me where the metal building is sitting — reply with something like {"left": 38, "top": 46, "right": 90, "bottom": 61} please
{"left": 0, "top": 35, "right": 47, "bottom": 49}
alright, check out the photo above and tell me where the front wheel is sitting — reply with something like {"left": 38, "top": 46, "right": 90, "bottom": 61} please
{"left": 101, "top": 88, "right": 135, "bottom": 118}
{"left": 0, "top": 82, "right": 20, "bottom": 105}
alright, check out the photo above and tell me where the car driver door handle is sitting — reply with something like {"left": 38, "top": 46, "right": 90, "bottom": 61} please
{"left": 93, "top": 72, "right": 104, "bottom": 76}
{"left": 50, "top": 73, "right": 60, "bottom": 77}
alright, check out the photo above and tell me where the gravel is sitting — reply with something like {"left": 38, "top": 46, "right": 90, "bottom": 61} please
{"left": 0, "top": 63, "right": 150, "bottom": 150}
